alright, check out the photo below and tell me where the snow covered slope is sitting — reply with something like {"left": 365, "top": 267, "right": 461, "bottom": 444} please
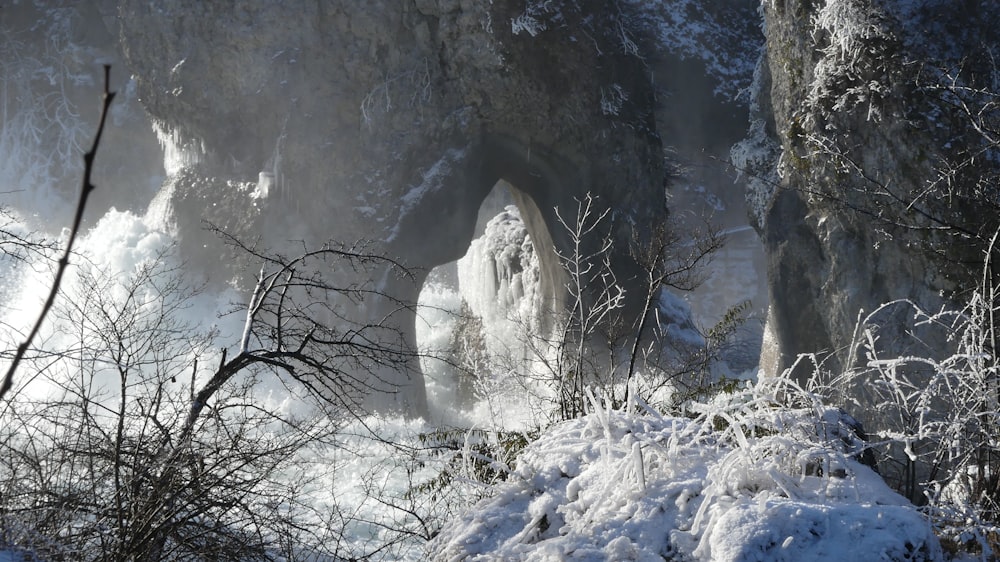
{"left": 429, "top": 380, "right": 941, "bottom": 561}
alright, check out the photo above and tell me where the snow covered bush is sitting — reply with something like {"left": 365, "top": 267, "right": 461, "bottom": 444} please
{"left": 808, "top": 290, "right": 1000, "bottom": 559}
{"left": 428, "top": 380, "right": 941, "bottom": 561}
{"left": 807, "top": 0, "right": 895, "bottom": 123}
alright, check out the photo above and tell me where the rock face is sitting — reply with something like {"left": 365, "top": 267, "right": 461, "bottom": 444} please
{"left": 753, "top": 0, "right": 1000, "bottom": 498}
{"left": 757, "top": 0, "right": 1000, "bottom": 384}
{"left": 117, "top": 0, "right": 682, "bottom": 416}
{"left": 0, "top": 1, "right": 162, "bottom": 220}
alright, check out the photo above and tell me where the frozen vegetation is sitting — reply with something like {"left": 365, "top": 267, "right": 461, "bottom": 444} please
{"left": 429, "top": 383, "right": 939, "bottom": 561}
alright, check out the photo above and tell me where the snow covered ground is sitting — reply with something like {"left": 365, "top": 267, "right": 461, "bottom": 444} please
{"left": 427, "top": 380, "right": 941, "bottom": 561}
{"left": 0, "top": 191, "right": 966, "bottom": 561}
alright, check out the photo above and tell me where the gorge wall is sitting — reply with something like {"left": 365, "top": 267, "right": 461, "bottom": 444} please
{"left": 116, "top": 0, "right": 676, "bottom": 416}
{"left": 757, "top": 0, "right": 1000, "bottom": 382}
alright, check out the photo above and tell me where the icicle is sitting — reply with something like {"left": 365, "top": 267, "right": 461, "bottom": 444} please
{"left": 153, "top": 121, "right": 203, "bottom": 176}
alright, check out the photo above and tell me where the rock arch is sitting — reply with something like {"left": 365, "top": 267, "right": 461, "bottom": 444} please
{"left": 365, "top": 133, "right": 649, "bottom": 416}
{"left": 118, "top": 0, "right": 668, "bottom": 416}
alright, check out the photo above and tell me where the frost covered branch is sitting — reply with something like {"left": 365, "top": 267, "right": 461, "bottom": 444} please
{"left": 0, "top": 65, "right": 115, "bottom": 401}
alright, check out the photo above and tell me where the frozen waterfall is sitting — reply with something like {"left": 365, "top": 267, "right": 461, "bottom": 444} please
{"left": 457, "top": 205, "right": 544, "bottom": 340}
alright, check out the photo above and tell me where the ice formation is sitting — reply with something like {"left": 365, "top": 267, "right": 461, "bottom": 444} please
{"left": 457, "top": 205, "right": 544, "bottom": 355}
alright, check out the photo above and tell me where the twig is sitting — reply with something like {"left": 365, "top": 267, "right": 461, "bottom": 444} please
{"left": 0, "top": 65, "right": 116, "bottom": 400}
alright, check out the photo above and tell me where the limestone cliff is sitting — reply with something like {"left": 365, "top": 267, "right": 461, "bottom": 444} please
{"left": 116, "top": 0, "right": 678, "bottom": 416}
{"left": 758, "top": 0, "right": 1000, "bottom": 384}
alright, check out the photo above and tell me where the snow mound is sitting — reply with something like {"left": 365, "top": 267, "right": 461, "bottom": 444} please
{"left": 428, "top": 380, "right": 942, "bottom": 561}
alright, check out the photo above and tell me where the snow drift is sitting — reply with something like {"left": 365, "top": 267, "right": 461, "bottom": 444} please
{"left": 428, "top": 379, "right": 941, "bottom": 561}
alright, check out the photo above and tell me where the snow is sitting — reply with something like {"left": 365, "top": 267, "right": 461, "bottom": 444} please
{"left": 415, "top": 276, "right": 477, "bottom": 418}
{"left": 512, "top": 12, "right": 547, "bottom": 37}
{"left": 0, "top": 210, "right": 153, "bottom": 343}
{"left": 153, "top": 120, "right": 204, "bottom": 177}
{"left": 730, "top": 55, "right": 781, "bottom": 230}
{"left": 415, "top": 205, "right": 559, "bottom": 426}
{"left": 429, "top": 379, "right": 942, "bottom": 561}
{"left": 507, "top": 0, "right": 760, "bottom": 100}
{"left": 457, "top": 205, "right": 543, "bottom": 340}
{"left": 0, "top": 207, "right": 245, "bottom": 407}
{"left": 807, "top": 0, "right": 892, "bottom": 121}
{"left": 385, "top": 147, "right": 467, "bottom": 242}
{"left": 623, "top": 0, "right": 762, "bottom": 100}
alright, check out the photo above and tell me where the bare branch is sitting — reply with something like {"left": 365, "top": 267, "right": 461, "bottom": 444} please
{"left": 0, "top": 65, "right": 116, "bottom": 400}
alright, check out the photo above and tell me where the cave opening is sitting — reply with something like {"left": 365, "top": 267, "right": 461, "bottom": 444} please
{"left": 414, "top": 179, "right": 560, "bottom": 421}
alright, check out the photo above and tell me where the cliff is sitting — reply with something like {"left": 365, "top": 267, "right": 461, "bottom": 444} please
{"left": 757, "top": 0, "right": 1000, "bottom": 382}
{"left": 117, "top": 0, "right": 680, "bottom": 415}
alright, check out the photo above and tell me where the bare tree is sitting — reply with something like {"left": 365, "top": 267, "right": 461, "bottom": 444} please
{"left": 454, "top": 194, "right": 724, "bottom": 422}
{"left": 550, "top": 194, "right": 626, "bottom": 419}
{"left": 0, "top": 65, "right": 115, "bottom": 401}
{"left": 624, "top": 218, "right": 725, "bottom": 400}
{"left": 0, "top": 225, "right": 420, "bottom": 560}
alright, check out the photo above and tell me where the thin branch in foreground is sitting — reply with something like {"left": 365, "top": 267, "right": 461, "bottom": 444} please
{"left": 0, "top": 65, "right": 116, "bottom": 400}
